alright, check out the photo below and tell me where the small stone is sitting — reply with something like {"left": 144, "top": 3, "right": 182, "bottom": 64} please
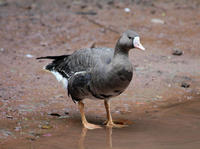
{"left": 124, "top": 8, "right": 131, "bottom": 12}
{"left": 99, "top": 28, "right": 106, "bottom": 33}
{"left": 96, "top": 3, "right": 103, "bottom": 9}
{"left": 150, "top": 10, "right": 156, "bottom": 14}
{"left": 153, "top": 105, "right": 158, "bottom": 108}
{"left": 0, "top": 48, "right": 4, "bottom": 52}
{"left": 41, "top": 125, "right": 53, "bottom": 129}
{"left": 115, "top": 110, "right": 120, "bottom": 114}
{"left": 151, "top": 18, "right": 165, "bottom": 24}
{"left": 64, "top": 112, "right": 69, "bottom": 115}
{"left": 76, "top": 11, "right": 97, "bottom": 15}
{"left": 107, "top": 0, "right": 114, "bottom": 5}
{"left": 172, "top": 49, "right": 183, "bottom": 56}
{"left": 25, "top": 4, "right": 36, "bottom": 10}
{"left": 6, "top": 115, "right": 13, "bottom": 119}
{"left": 157, "top": 70, "right": 162, "bottom": 74}
{"left": 40, "top": 42, "right": 48, "bottom": 47}
{"left": 156, "top": 95, "right": 162, "bottom": 99}
{"left": 0, "top": 0, "right": 8, "bottom": 7}
{"left": 27, "top": 137, "right": 36, "bottom": 141}
{"left": 0, "top": 130, "right": 12, "bottom": 137}
{"left": 161, "top": 12, "right": 166, "bottom": 17}
{"left": 181, "top": 82, "right": 190, "bottom": 88}
{"left": 15, "top": 126, "right": 21, "bottom": 131}
{"left": 167, "top": 56, "right": 171, "bottom": 59}
{"left": 43, "top": 133, "right": 52, "bottom": 137}
{"left": 48, "top": 113, "right": 61, "bottom": 117}
{"left": 59, "top": 115, "right": 69, "bottom": 119}
{"left": 80, "top": 4, "right": 87, "bottom": 9}
{"left": 135, "top": 67, "right": 144, "bottom": 71}
{"left": 26, "top": 54, "right": 34, "bottom": 58}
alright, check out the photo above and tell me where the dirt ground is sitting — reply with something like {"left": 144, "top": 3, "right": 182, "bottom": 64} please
{"left": 0, "top": 0, "right": 200, "bottom": 148}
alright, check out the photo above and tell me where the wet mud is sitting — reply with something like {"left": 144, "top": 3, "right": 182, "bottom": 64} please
{"left": 0, "top": 0, "right": 200, "bottom": 148}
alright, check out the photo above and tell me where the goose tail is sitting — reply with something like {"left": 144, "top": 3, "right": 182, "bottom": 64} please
{"left": 36, "top": 55, "right": 69, "bottom": 71}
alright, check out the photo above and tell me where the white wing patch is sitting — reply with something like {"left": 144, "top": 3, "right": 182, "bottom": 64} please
{"left": 51, "top": 71, "right": 68, "bottom": 88}
{"left": 50, "top": 70, "right": 87, "bottom": 89}
{"left": 74, "top": 71, "right": 86, "bottom": 75}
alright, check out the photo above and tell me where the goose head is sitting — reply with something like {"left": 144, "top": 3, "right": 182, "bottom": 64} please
{"left": 116, "top": 30, "right": 145, "bottom": 51}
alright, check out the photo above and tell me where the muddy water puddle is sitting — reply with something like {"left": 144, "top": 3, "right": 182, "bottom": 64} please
{"left": 1, "top": 98, "right": 200, "bottom": 149}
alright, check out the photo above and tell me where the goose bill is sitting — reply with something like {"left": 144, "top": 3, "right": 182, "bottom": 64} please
{"left": 133, "top": 37, "right": 145, "bottom": 51}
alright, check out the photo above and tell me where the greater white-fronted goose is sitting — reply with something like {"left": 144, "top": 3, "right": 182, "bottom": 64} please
{"left": 37, "top": 30, "right": 145, "bottom": 129}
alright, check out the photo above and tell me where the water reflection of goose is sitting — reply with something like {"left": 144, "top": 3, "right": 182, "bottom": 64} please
{"left": 78, "top": 127, "right": 113, "bottom": 149}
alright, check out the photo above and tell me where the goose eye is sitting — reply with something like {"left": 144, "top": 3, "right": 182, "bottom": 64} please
{"left": 128, "top": 36, "right": 132, "bottom": 40}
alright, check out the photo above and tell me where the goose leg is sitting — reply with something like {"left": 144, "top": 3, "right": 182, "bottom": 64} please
{"left": 78, "top": 101, "right": 101, "bottom": 129}
{"left": 104, "top": 100, "right": 126, "bottom": 128}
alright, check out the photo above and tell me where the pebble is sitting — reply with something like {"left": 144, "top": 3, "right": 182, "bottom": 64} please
{"left": 187, "top": 96, "right": 192, "bottom": 100}
{"left": 0, "top": 130, "right": 13, "bottom": 138}
{"left": 6, "top": 115, "right": 13, "bottom": 119}
{"left": 124, "top": 8, "right": 131, "bottom": 12}
{"left": 181, "top": 82, "right": 190, "bottom": 88}
{"left": 76, "top": 11, "right": 97, "bottom": 15}
{"left": 153, "top": 105, "right": 158, "bottom": 108}
{"left": 41, "top": 125, "right": 53, "bottom": 129}
{"left": 43, "top": 133, "right": 52, "bottom": 137}
{"left": 65, "top": 112, "right": 69, "bottom": 115}
{"left": 135, "top": 67, "right": 144, "bottom": 71}
{"left": 40, "top": 42, "right": 48, "bottom": 47}
{"left": 107, "top": 0, "right": 114, "bottom": 5}
{"left": 96, "top": 3, "right": 103, "bottom": 9}
{"left": 0, "top": 48, "right": 4, "bottom": 52}
{"left": 99, "top": 28, "right": 106, "bottom": 33}
{"left": 172, "top": 49, "right": 183, "bottom": 56}
{"left": 156, "top": 95, "right": 163, "bottom": 99}
{"left": 59, "top": 115, "right": 70, "bottom": 119}
{"left": 80, "top": 4, "right": 87, "bottom": 9}
{"left": 167, "top": 56, "right": 171, "bottom": 59}
{"left": 0, "top": 0, "right": 8, "bottom": 7}
{"left": 151, "top": 18, "right": 165, "bottom": 24}
{"left": 48, "top": 113, "right": 61, "bottom": 117}
{"left": 15, "top": 126, "right": 21, "bottom": 131}
{"left": 115, "top": 110, "right": 120, "bottom": 114}
{"left": 161, "top": 12, "right": 166, "bottom": 17}
{"left": 150, "top": 10, "right": 156, "bottom": 14}
{"left": 26, "top": 54, "right": 34, "bottom": 58}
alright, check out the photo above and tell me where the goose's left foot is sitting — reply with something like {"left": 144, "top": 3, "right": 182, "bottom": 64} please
{"left": 105, "top": 121, "right": 127, "bottom": 128}
{"left": 83, "top": 122, "right": 102, "bottom": 130}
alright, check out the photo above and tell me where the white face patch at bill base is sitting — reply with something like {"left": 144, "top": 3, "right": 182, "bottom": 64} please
{"left": 51, "top": 71, "right": 68, "bottom": 88}
{"left": 133, "top": 36, "right": 145, "bottom": 51}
